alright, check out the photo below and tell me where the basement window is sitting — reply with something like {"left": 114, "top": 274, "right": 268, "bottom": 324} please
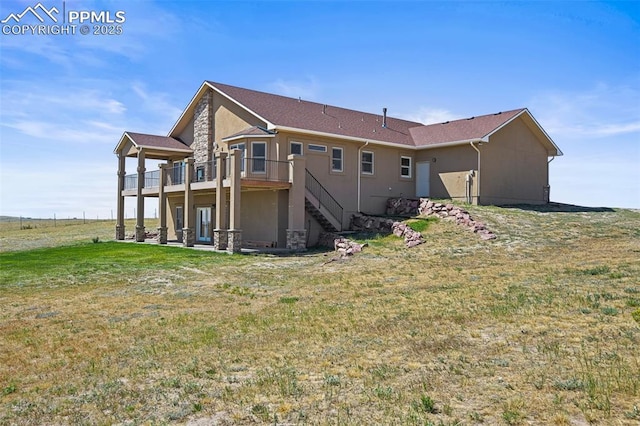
{"left": 401, "top": 156, "right": 412, "bottom": 178}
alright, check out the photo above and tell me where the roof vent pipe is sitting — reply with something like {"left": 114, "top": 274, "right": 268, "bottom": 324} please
{"left": 322, "top": 104, "right": 327, "bottom": 114}
{"left": 382, "top": 108, "right": 387, "bottom": 128}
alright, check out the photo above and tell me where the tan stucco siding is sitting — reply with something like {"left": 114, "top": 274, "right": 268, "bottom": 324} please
{"left": 481, "top": 117, "right": 549, "bottom": 205}
{"left": 359, "top": 145, "right": 415, "bottom": 214}
{"left": 178, "top": 117, "right": 194, "bottom": 145}
{"left": 213, "top": 93, "right": 266, "bottom": 144}
{"left": 166, "top": 194, "right": 184, "bottom": 241}
{"left": 280, "top": 133, "right": 415, "bottom": 217}
{"left": 416, "top": 145, "right": 478, "bottom": 201}
{"left": 282, "top": 133, "right": 359, "bottom": 222}
{"left": 240, "top": 191, "right": 280, "bottom": 245}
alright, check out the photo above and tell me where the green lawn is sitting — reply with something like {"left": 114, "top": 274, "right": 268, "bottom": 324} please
{"left": 0, "top": 242, "right": 231, "bottom": 288}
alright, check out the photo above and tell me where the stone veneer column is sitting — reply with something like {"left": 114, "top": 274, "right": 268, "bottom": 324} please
{"left": 135, "top": 149, "right": 146, "bottom": 242}
{"left": 157, "top": 164, "right": 168, "bottom": 244}
{"left": 182, "top": 159, "right": 195, "bottom": 247}
{"left": 286, "top": 229, "right": 307, "bottom": 251}
{"left": 213, "top": 151, "right": 228, "bottom": 250}
{"left": 115, "top": 153, "right": 126, "bottom": 240}
{"left": 193, "top": 90, "right": 213, "bottom": 163}
{"left": 226, "top": 149, "right": 242, "bottom": 253}
{"left": 286, "top": 154, "right": 307, "bottom": 251}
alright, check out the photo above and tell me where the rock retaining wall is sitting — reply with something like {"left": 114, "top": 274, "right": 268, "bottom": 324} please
{"left": 351, "top": 213, "right": 425, "bottom": 248}
{"left": 418, "top": 199, "right": 496, "bottom": 240}
{"left": 350, "top": 214, "right": 395, "bottom": 234}
{"left": 386, "top": 197, "right": 420, "bottom": 216}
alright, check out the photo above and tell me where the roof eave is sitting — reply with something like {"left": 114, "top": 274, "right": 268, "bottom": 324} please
{"left": 205, "top": 81, "right": 275, "bottom": 128}
{"left": 167, "top": 82, "right": 210, "bottom": 137}
{"left": 222, "top": 133, "right": 277, "bottom": 143}
{"left": 524, "top": 109, "right": 563, "bottom": 156}
{"left": 274, "top": 125, "right": 417, "bottom": 150}
{"left": 484, "top": 108, "right": 563, "bottom": 156}
{"left": 415, "top": 138, "right": 485, "bottom": 150}
{"left": 136, "top": 144, "right": 193, "bottom": 153}
{"left": 114, "top": 131, "right": 136, "bottom": 154}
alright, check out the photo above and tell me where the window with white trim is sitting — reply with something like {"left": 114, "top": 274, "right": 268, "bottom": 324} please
{"left": 229, "top": 143, "right": 246, "bottom": 172}
{"left": 251, "top": 141, "right": 266, "bottom": 173}
{"left": 308, "top": 144, "right": 327, "bottom": 152}
{"left": 290, "top": 141, "right": 303, "bottom": 156}
{"left": 361, "top": 151, "right": 374, "bottom": 175}
{"left": 400, "top": 156, "right": 412, "bottom": 178}
{"left": 332, "top": 147, "right": 343, "bottom": 172}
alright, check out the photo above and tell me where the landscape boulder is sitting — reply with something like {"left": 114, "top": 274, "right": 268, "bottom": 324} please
{"left": 391, "top": 221, "right": 425, "bottom": 248}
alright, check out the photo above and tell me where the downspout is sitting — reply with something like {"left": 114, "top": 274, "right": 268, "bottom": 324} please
{"left": 470, "top": 141, "right": 481, "bottom": 204}
{"left": 357, "top": 141, "right": 370, "bottom": 212}
{"left": 546, "top": 156, "right": 555, "bottom": 203}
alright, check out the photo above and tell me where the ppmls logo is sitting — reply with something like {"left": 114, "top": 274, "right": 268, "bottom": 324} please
{"left": 1, "top": 2, "right": 59, "bottom": 23}
{"left": 2, "top": 2, "right": 126, "bottom": 36}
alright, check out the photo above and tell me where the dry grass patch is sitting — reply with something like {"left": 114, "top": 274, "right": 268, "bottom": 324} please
{"left": 1, "top": 207, "right": 639, "bottom": 424}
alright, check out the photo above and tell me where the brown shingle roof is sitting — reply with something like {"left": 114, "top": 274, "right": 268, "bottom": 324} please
{"left": 222, "top": 126, "right": 276, "bottom": 141}
{"left": 207, "top": 82, "right": 536, "bottom": 149}
{"left": 208, "top": 81, "right": 422, "bottom": 147}
{"left": 126, "top": 132, "right": 192, "bottom": 152}
{"left": 408, "top": 109, "right": 525, "bottom": 147}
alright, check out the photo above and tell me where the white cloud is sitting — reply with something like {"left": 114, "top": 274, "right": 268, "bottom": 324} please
{"left": 131, "top": 82, "right": 182, "bottom": 128}
{"left": 400, "top": 107, "right": 461, "bottom": 125}
{"left": 268, "top": 77, "right": 320, "bottom": 100}
{"left": 2, "top": 119, "right": 120, "bottom": 144}
{"left": 530, "top": 83, "right": 640, "bottom": 139}
{"left": 0, "top": 78, "right": 182, "bottom": 217}
{"left": 0, "top": 83, "right": 127, "bottom": 144}
{"left": 532, "top": 82, "right": 640, "bottom": 208}
{"left": 0, "top": 80, "right": 180, "bottom": 147}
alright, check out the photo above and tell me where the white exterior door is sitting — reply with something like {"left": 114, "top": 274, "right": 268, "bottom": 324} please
{"left": 196, "top": 207, "right": 211, "bottom": 242}
{"left": 416, "top": 161, "right": 430, "bottom": 197}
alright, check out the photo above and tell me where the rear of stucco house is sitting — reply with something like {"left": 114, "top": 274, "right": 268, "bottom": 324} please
{"left": 114, "top": 81, "right": 562, "bottom": 250}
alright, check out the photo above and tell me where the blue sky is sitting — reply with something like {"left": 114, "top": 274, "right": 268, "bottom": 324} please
{"left": 0, "top": 0, "right": 638, "bottom": 218}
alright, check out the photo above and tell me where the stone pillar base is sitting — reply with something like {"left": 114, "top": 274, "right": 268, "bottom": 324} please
{"left": 182, "top": 228, "right": 195, "bottom": 247}
{"left": 115, "top": 225, "right": 125, "bottom": 241}
{"left": 286, "top": 229, "right": 307, "bottom": 251}
{"left": 157, "top": 226, "right": 168, "bottom": 244}
{"left": 213, "top": 229, "right": 228, "bottom": 250}
{"left": 135, "top": 225, "right": 146, "bottom": 242}
{"left": 227, "top": 229, "right": 242, "bottom": 253}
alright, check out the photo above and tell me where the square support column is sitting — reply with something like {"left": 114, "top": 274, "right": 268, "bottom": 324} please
{"left": 213, "top": 151, "right": 228, "bottom": 250}
{"left": 227, "top": 149, "right": 242, "bottom": 253}
{"left": 183, "top": 158, "right": 195, "bottom": 247}
{"left": 157, "top": 164, "right": 168, "bottom": 244}
{"left": 135, "top": 149, "right": 146, "bottom": 242}
{"left": 287, "top": 154, "right": 307, "bottom": 251}
{"left": 115, "top": 153, "right": 126, "bottom": 240}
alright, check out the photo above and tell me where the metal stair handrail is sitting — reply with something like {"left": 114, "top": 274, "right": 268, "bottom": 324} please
{"left": 305, "top": 169, "right": 343, "bottom": 228}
